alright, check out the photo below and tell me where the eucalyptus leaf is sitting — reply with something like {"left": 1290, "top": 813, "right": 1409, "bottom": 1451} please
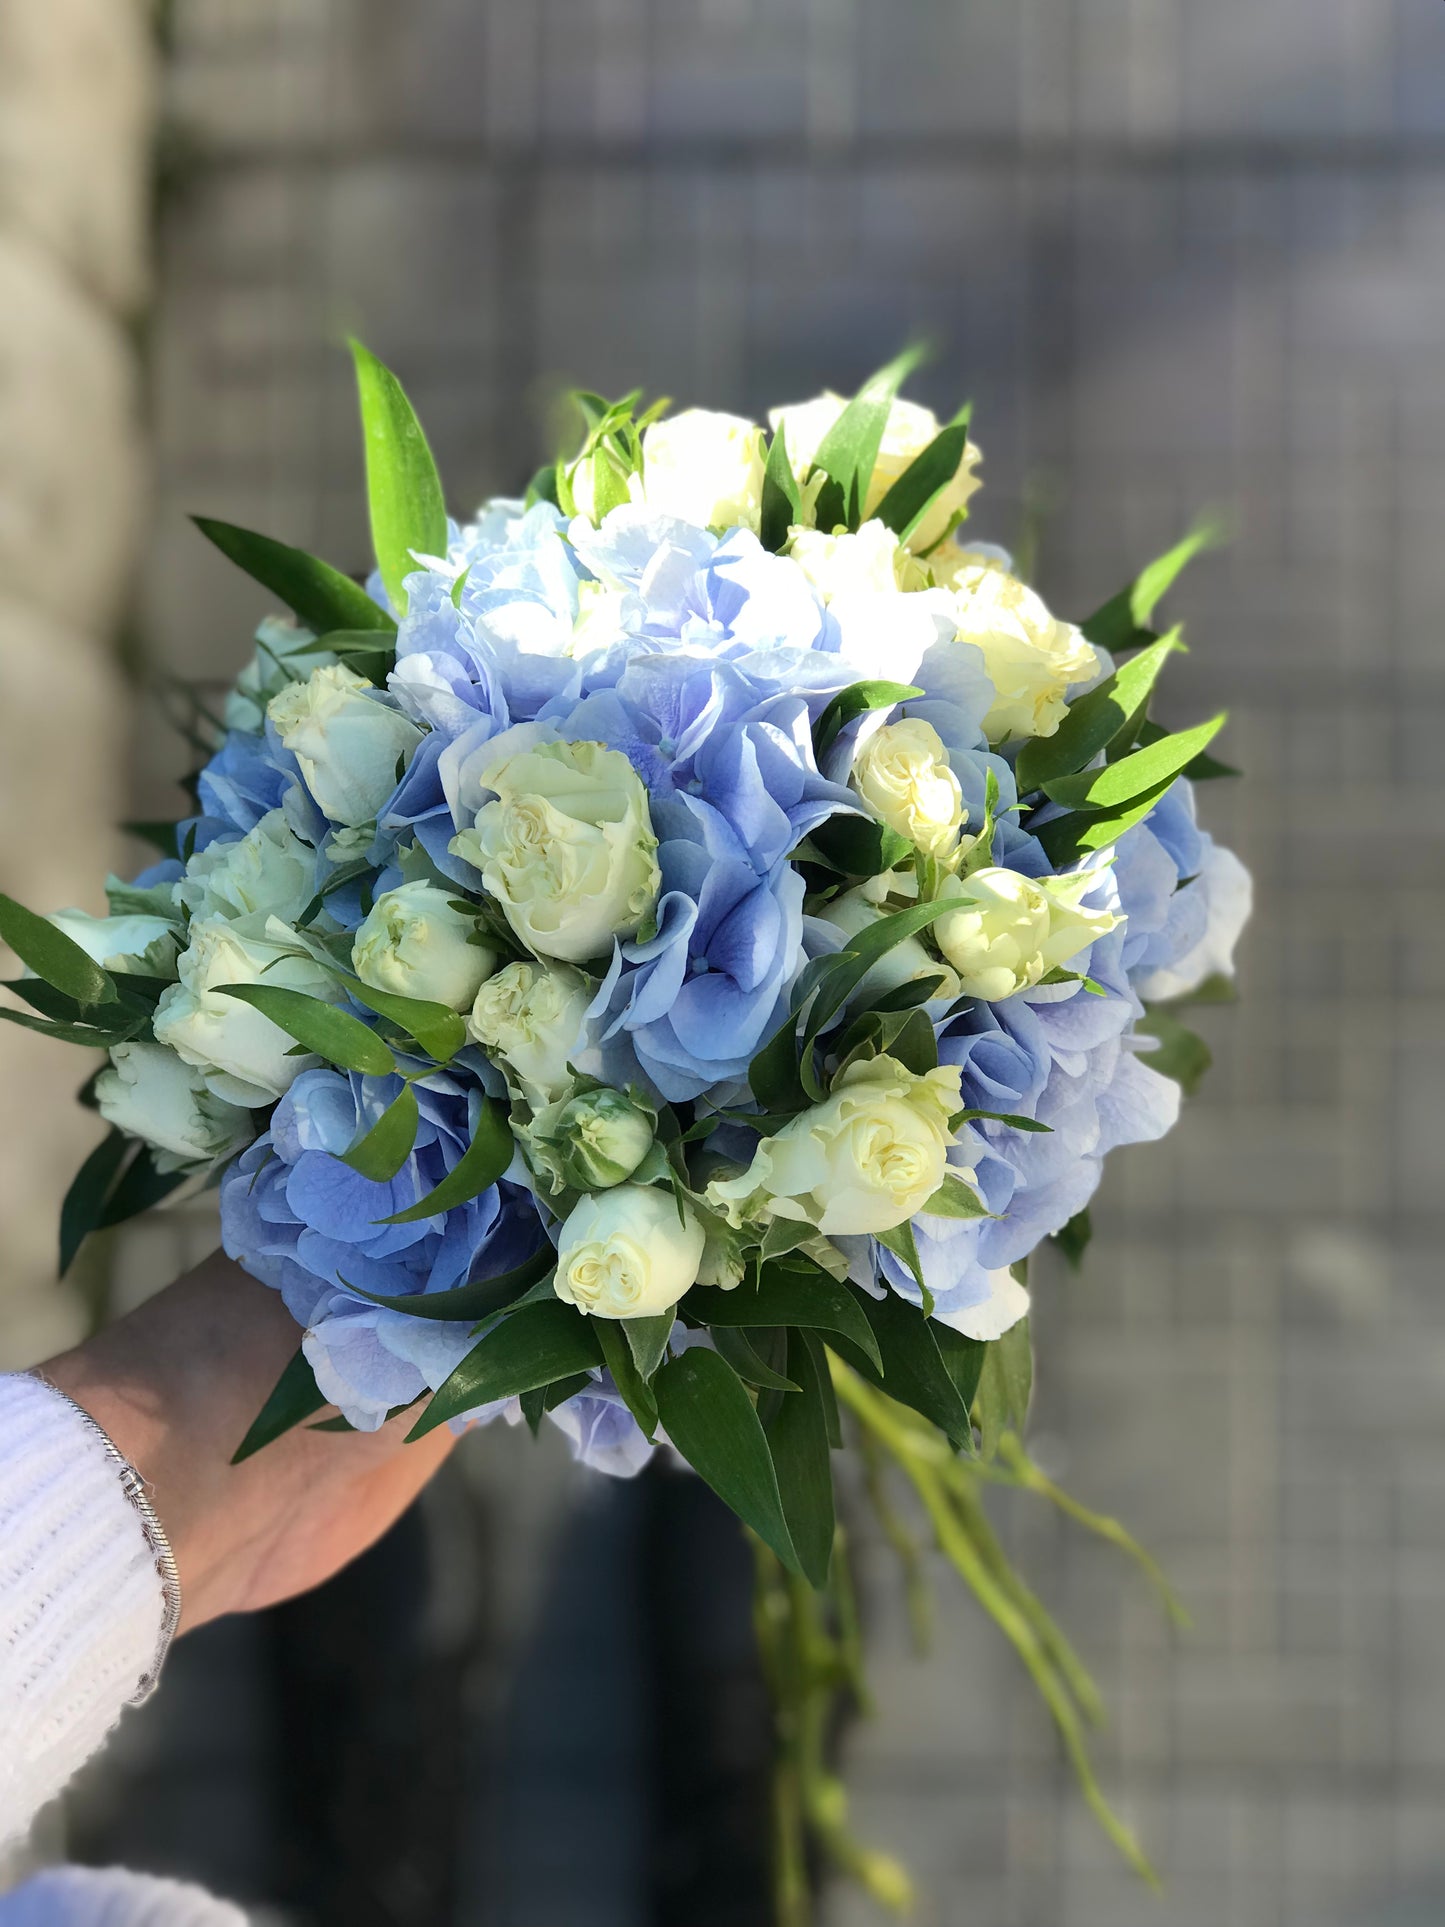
{"left": 342, "top": 975, "right": 467, "bottom": 1063}
{"left": 653, "top": 1348, "right": 802, "bottom": 1576}
{"left": 0, "top": 894, "right": 118, "bottom": 1009}
{"left": 215, "top": 984, "right": 396, "bottom": 1077}
{"left": 809, "top": 347, "right": 926, "bottom": 530}
{"left": 339, "top": 1083, "right": 419, "bottom": 1181}
{"left": 375, "top": 1097, "right": 513, "bottom": 1225}
{"left": 232, "top": 1348, "right": 327, "bottom": 1464}
{"left": 346, "top": 1242, "right": 555, "bottom": 1323}
{"left": 408, "top": 1299, "right": 604, "bottom": 1439}
{"left": 1081, "top": 521, "right": 1219, "bottom": 653}
{"left": 1014, "top": 631, "right": 1185, "bottom": 796}
{"left": 1035, "top": 773, "right": 1182, "bottom": 866}
{"left": 193, "top": 516, "right": 395, "bottom": 636}
{"left": 1042, "top": 713, "right": 1226, "bottom": 814}
{"left": 871, "top": 410, "right": 971, "bottom": 544}
{"left": 350, "top": 339, "right": 449, "bottom": 617}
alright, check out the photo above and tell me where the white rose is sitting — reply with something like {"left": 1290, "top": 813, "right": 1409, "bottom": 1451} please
{"left": 555, "top": 1183, "right": 706, "bottom": 1320}
{"left": 451, "top": 732, "right": 660, "bottom": 965}
{"left": 268, "top": 664, "right": 424, "bottom": 827}
{"left": 153, "top": 916, "right": 345, "bottom": 1107}
{"left": 851, "top": 717, "right": 967, "bottom": 860}
{"left": 932, "top": 866, "right": 1119, "bottom": 1001}
{"left": 95, "top": 1041, "right": 254, "bottom": 1172}
{"left": 787, "top": 519, "right": 926, "bottom": 601}
{"left": 936, "top": 553, "right": 1098, "bottom": 743}
{"left": 224, "top": 616, "right": 335, "bottom": 733}
{"left": 47, "top": 909, "right": 179, "bottom": 977}
{"left": 468, "top": 960, "right": 591, "bottom": 1102}
{"left": 816, "top": 888, "right": 959, "bottom": 1005}
{"left": 352, "top": 881, "right": 496, "bottom": 1011}
{"left": 177, "top": 810, "right": 318, "bottom": 930}
{"left": 640, "top": 408, "right": 767, "bottom": 531}
{"left": 768, "top": 393, "right": 981, "bottom": 549}
{"left": 708, "top": 1056, "right": 963, "bottom": 1238}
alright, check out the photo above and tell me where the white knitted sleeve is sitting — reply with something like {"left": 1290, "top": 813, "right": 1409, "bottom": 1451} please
{"left": 0, "top": 1867, "right": 246, "bottom": 1926}
{"left": 0, "top": 1375, "right": 166, "bottom": 1852}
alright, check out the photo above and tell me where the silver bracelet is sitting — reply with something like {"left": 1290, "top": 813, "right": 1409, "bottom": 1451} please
{"left": 32, "top": 1379, "right": 184, "bottom": 1705}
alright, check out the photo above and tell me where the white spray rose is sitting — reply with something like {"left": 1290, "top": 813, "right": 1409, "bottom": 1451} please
{"left": 932, "top": 866, "right": 1119, "bottom": 1002}
{"left": 816, "top": 888, "right": 959, "bottom": 1005}
{"left": 47, "top": 909, "right": 179, "bottom": 977}
{"left": 708, "top": 1057, "right": 963, "bottom": 1238}
{"left": 352, "top": 881, "right": 496, "bottom": 1011}
{"left": 451, "top": 732, "right": 660, "bottom": 965}
{"left": 555, "top": 1183, "right": 706, "bottom": 1320}
{"left": 934, "top": 552, "right": 1099, "bottom": 743}
{"left": 268, "top": 664, "right": 423, "bottom": 827}
{"left": 787, "top": 519, "right": 926, "bottom": 600}
{"left": 526, "top": 1086, "right": 655, "bottom": 1194}
{"left": 153, "top": 916, "right": 344, "bottom": 1107}
{"left": 95, "top": 1041, "right": 255, "bottom": 1172}
{"left": 177, "top": 810, "right": 318, "bottom": 930}
{"left": 224, "top": 616, "right": 335, "bottom": 733}
{"left": 851, "top": 717, "right": 967, "bottom": 860}
{"left": 640, "top": 409, "right": 767, "bottom": 531}
{"left": 769, "top": 393, "right": 981, "bottom": 550}
{"left": 468, "top": 960, "right": 591, "bottom": 1102}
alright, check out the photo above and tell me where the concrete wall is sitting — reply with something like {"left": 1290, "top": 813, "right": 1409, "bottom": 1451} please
{"left": 0, "top": 1, "right": 153, "bottom": 1367}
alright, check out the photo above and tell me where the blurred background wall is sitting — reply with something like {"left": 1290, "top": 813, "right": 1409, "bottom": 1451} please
{"left": 5, "top": 2, "right": 1445, "bottom": 1924}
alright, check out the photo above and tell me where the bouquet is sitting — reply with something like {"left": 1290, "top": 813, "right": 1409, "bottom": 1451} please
{"left": 1, "top": 345, "right": 1249, "bottom": 1918}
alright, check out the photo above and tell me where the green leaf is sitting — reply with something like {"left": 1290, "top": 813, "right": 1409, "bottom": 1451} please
{"left": 871, "top": 411, "right": 971, "bottom": 544}
{"left": 1035, "top": 772, "right": 1182, "bottom": 867}
{"left": 346, "top": 1242, "right": 555, "bottom": 1323}
{"left": 748, "top": 1009, "right": 808, "bottom": 1114}
{"left": 875, "top": 1220, "right": 931, "bottom": 1313}
{"left": 921, "top": 1173, "right": 993, "bottom": 1220}
{"left": 954, "top": 1108, "right": 1053, "bottom": 1134}
{"left": 524, "top": 464, "right": 561, "bottom": 511}
{"left": 653, "top": 1348, "right": 802, "bottom": 1576}
{"left": 342, "top": 976, "right": 467, "bottom": 1063}
{"left": 232, "top": 1348, "right": 327, "bottom": 1464}
{"left": 375, "top": 1097, "right": 513, "bottom": 1224}
{"left": 760, "top": 419, "right": 803, "bottom": 553}
{"left": 807, "top": 812, "right": 914, "bottom": 880}
{"left": 972, "top": 1317, "right": 1032, "bottom": 1459}
{"left": 1081, "top": 521, "right": 1220, "bottom": 653}
{"left": 1136, "top": 1007, "right": 1213, "bottom": 1097}
{"left": 796, "top": 899, "right": 957, "bottom": 1087}
{"left": 809, "top": 347, "right": 926, "bottom": 529}
{"left": 813, "top": 680, "right": 923, "bottom": 763}
{"left": 624, "top": 1314, "right": 674, "bottom": 1381}
{"left": 765, "top": 1329, "right": 836, "bottom": 1587}
{"left": 350, "top": 338, "right": 449, "bottom": 617}
{"left": 845, "top": 1289, "right": 972, "bottom": 1449}
{"left": 94, "top": 1146, "right": 189, "bottom": 1231}
{"left": 339, "top": 1083, "right": 419, "bottom": 1181}
{"left": 192, "top": 517, "right": 395, "bottom": 636}
{"left": 0, "top": 1004, "right": 138, "bottom": 1048}
{"left": 1052, "top": 1208, "right": 1092, "bottom": 1270}
{"left": 595, "top": 1320, "right": 659, "bottom": 1439}
{"left": 933, "top": 1324, "right": 988, "bottom": 1417}
{"left": 1042, "top": 713, "right": 1226, "bottom": 814}
{"left": 0, "top": 895, "right": 118, "bottom": 1008}
{"left": 214, "top": 984, "right": 396, "bottom": 1076}
{"left": 59, "top": 1130, "right": 131, "bottom": 1276}
{"left": 687, "top": 1261, "right": 883, "bottom": 1373}
{"left": 711, "top": 1326, "right": 800, "bottom": 1392}
{"left": 121, "top": 820, "right": 181, "bottom": 859}
{"left": 1014, "top": 631, "right": 1185, "bottom": 796}
{"left": 408, "top": 1299, "right": 604, "bottom": 1439}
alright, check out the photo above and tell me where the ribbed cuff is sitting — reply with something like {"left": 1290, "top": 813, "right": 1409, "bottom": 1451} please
{"left": 0, "top": 1865, "right": 247, "bottom": 1925}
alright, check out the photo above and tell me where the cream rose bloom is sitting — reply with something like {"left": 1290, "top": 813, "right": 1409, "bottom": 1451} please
{"left": 95, "top": 1041, "right": 254, "bottom": 1172}
{"left": 787, "top": 520, "right": 924, "bottom": 601}
{"left": 352, "top": 881, "right": 496, "bottom": 1011}
{"left": 468, "top": 960, "right": 591, "bottom": 1102}
{"left": 177, "top": 810, "right": 317, "bottom": 930}
{"left": 934, "top": 551, "right": 1099, "bottom": 743}
{"left": 555, "top": 1183, "right": 706, "bottom": 1320}
{"left": 451, "top": 731, "right": 660, "bottom": 965}
{"left": 768, "top": 393, "right": 981, "bottom": 549}
{"left": 640, "top": 408, "right": 767, "bottom": 530}
{"left": 708, "top": 1057, "right": 963, "bottom": 1238}
{"left": 153, "top": 916, "right": 344, "bottom": 1107}
{"left": 47, "top": 908, "right": 179, "bottom": 977}
{"left": 932, "top": 866, "right": 1119, "bottom": 1002}
{"left": 851, "top": 717, "right": 967, "bottom": 861}
{"left": 268, "top": 664, "right": 424, "bottom": 827}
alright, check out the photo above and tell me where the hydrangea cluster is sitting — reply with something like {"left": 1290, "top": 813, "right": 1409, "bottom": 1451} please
{"left": 14, "top": 352, "right": 1248, "bottom": 1514}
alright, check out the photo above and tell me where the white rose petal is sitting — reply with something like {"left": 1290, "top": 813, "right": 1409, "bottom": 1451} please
{"left": 352, "top": 881, "right": 496, "bottom": 1011}
{"left": 268, "top": 663, "right": 423, "bottom": 827}
{"left": 153, "top": 916, "right": 345, "bottom": 1107}
{"left": 451, "top": 732, "right": 660, "bottom": 965}
{"left": 640, "top": 408, "right": 767, "bottom": 531}
{"left": 851, "top": 716, "right": 967, "bottom": 860}
{"left": 95, "top": 1041, "right": 254, "bottom": 1172}
{"left": 555, "top": 1184, "right": 706, "bottom": 1320}
{"left": 47, "top": 909, "right": 179, "bottom": 977}
{"left": 177, "top": 809, "right": 318, "bottom": 931}
{"left": 469, "top": 960, "right": 592, "bottom": 1103}
{"left": 708, "top": 1057, "right": 963, "bottom": 1238}
{"left": 937, "top": 552, "right": 1099, "bottom": 743}
{"left": 768, "top": 392, "right": 982, "bottom": 550}
{"left": 933, "top": 866, "right": 1119, "bottom": 1002}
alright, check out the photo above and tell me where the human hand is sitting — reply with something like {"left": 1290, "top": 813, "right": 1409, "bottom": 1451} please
{"left": 40, "top": 1251, "right": 453, "bottom": 1632}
